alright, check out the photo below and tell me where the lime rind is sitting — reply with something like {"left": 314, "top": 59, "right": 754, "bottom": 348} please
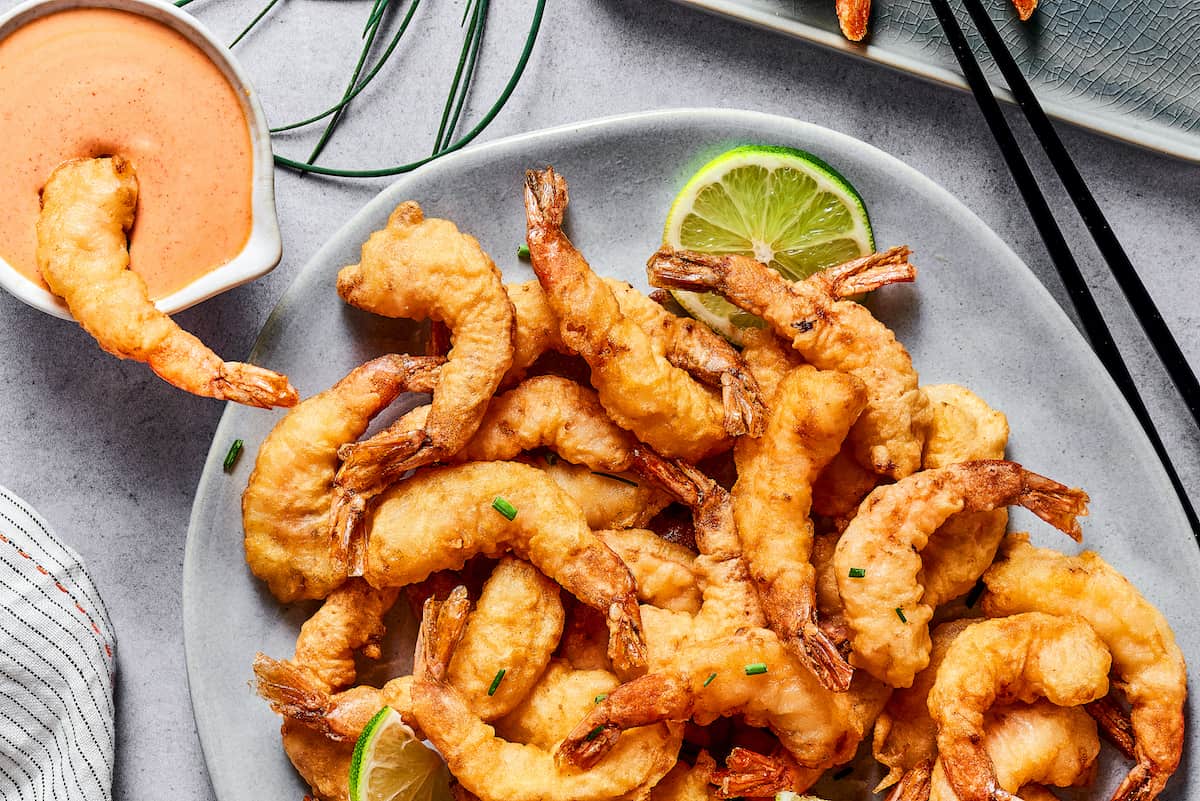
{"left": 349, "top": 706, "right": 452, "bottom": 801}
{"left": 663, "top": 144, "right": 874, "bottom": 344}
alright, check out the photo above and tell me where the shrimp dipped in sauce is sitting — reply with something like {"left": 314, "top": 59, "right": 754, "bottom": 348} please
{"left": 647, "top": 245, "right": 928, "bottom": 478}
{"left": 36, "top": 157, "right": 297, "bottom": 408}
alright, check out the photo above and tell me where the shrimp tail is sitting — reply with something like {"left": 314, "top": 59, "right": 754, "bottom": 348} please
{"left": 252, "top": 654, "right": 347, "bottom": 739}
{"left": 1017, "top": 468, "right": 1089, "bottom": 541}
{"left": 814, "top": 246, "right": 915, "bottom": 296}
{"left": 646, "top": 248, "right": 727, "bottom": 294}
{"left": 413, "top": 585, "right": 472, "bottom": 684}
{"left": 794, "top": 619, "right": 855, "bottom": 692}
{"left": 1086, "top": 694, "right": 1137, "bottom": 760}
{"left": 608, "top": 595, "right": 649, "bottom": 679}
{"left": 207, "top": 362, "right": 300, "bottom": 408}
{"left": 628, "top": 446, "right": 706, "bottom": 507}
{"left": 884, "top": 759, "right": 932, "bottom": 801}
{"left": 524, "top": 167, "right": 568, "bottom": 233}
{"left": 1110, "top": 762, "right": 1168, "bottom": 801}
{"left": 556, "top": 672, "right": 692, "bottom": 769}
{"left": 721, "top": 368, "right": 768, "bottom": 438}
{"left": 836, "top": 0, "right": 870, "bottom": 40}
{"left": 712, "top": 747, "right": 821, "bottom": 798}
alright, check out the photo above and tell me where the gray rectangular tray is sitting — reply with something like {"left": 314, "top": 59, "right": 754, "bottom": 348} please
{"left": 669, "top": 0, "right": 1200, "bottom": 163}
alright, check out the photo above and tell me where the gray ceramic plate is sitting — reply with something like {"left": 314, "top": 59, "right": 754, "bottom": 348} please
{"left": 183, "top": 108, "right": 1197, "bottom": 801}
{"left": 668, "top": 0, "right": 1200, "bottom": 163}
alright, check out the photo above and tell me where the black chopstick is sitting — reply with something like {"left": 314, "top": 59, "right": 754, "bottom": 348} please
{"left": 928, "top": 0, "right": 1200, "bottom": 538}
{"left": 959, "top": 0, "right": 1200, "bottom": 429}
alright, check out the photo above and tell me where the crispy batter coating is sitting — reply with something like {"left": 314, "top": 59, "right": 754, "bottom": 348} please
{"left": 733, "top": 355, "right": 867, "bottom": 691}
{"left": 280, "top": 720, "right": 355, "bottom": 801}
{"left": 647, "top": 245, "right": 927, "bottom": 478}
{"left": 525, "top": 168, "right": 742, "bottom": 460}
{"left": 928, "top": 612, "right": 1111, "bottom": 801}
{"left": 536, "top": 460, "right": 672, "bottom": 530}
{"left": 363, "top": 461, "right": 646, "bottom": 678}
{"left": 36, "top": 157, "right": 297, "bottom": 407}
{"left": 412, "top": 589, "right": 681, "bottom": 801}
{"left": 833, "top": 461, "right": 1089, "bottom": 687}
{"left": 494, "top": 659, "right": 619, "bottom": 749}
{"left": 651, "top": 752, "right": 719, "bottom": 801}
{"left": 596, "top": 529, "right": 703, "bottom": 614}
{"left": 242, "top": 355, "right": 441, "bottom": 601}
{"left": 332, "top": 201, "right": 515, "bottom": 541}
{"left": 983, "top": 536, "right": 1187, "bottom": 801}
{"left": 918, "top": 384, "right": 1010, "bottom": 608}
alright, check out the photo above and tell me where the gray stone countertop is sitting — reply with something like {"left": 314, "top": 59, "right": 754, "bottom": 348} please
{"left": 0, "top": 0, "right": 1196, "bottom": 798}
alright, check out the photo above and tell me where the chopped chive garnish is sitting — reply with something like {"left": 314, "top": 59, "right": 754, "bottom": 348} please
{"left": 585, "top": 725, "right": 605, "bottom": 741}
{"left": 965, "top": 579, "right": 986, "bottom": 608}
{"left": 544, "top": 451, "right": 558, "bottom": 466}
{"left": 744, "top": 662, "right": 768, "bottom": 676}
{"left": 486, "top": 668, "right": 506, "bottom": 696}
{"left": 593, "top": 693, "right": 608, "bottom": 704}
{"left": 517, "top": 243, "right": 530, "bottom": 259}
{"left": 833, "top": 766, "right": 853, "bottom": 780}
{"left": 491, "top": 497, "right": 517, "bottom": 520}
{"left": 703, "top": 672, "right": 717, "bottom": 687}
{"left": 591, "top": 471, "right": 639, "bottom": 487}
{"left": 223, "top": 439, "right": 244, "bottom": 472}
{"left": 895, "top": 607, "right": 908, "bottom": 623}
{"left": 848, "top": 567, "right": 866, "bottom": 578}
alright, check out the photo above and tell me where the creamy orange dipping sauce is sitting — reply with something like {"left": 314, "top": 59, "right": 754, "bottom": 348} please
{"left": 0, "top": 7, "right": 253, "bottom": 299}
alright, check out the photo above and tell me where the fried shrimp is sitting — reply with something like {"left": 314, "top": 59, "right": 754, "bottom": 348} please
{"left": 982, "top": 535, "right": 1187, "bottom": 801}
{"left": 927, "top": 612, "right": 1112, "bottom": 801}
{"left": 242, "top": 354, "right": 442, "bottom": 602}
{"left": 535, "top": 459, "right": 672, "bottom": 530}
{"left": 524, "top": 167, "right": 749, "bottom": 459}
{"left": 919, "top": 385, "right": 1010, "bottom": 608}
{"left": 362, "top": 461, "right": 647, "bottom": 677}
{"left": 733, "top": 355, "right": 868, "bottom": 691}
{"left": 332, "top": 201, "right": 514, "bottom": 536}
{"left": 596, "top": 528, "right": 703, "bottom": 614}
{"left": 833, "top": 460, "right": 1089, "bottom": 687}
{"left": 36, "top": 157, "right": 298, "bottom": 408}
{"left": 411, "top": 588, "right": 681, "bottom": 801}
{"left": 647, "top": 245, "right": 927, "bottom": 478}
{"left": 927, "top": 701, "right": 1100, "bottom": 801}
{"left": 493, "top": 659, "right": 620, "bottom": 749}
{"left": 651, "top": 752, "right": 719, "bottom": 801}
{"left": 557, "top": 627, "right": 882, "bottom": 772}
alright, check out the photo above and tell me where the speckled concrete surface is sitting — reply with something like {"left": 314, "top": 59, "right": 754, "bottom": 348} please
{"left": 0, "top": 1, "right": 1195, "bottom": 798}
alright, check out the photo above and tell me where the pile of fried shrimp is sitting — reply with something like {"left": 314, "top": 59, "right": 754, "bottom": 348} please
{"left": 241, "top": 166, "right": 1187, "bottom": 801}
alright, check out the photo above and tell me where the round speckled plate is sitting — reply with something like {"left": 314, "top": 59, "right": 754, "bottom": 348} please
{"left": 183, "top": 109, "right": 1197, "bottom": 801}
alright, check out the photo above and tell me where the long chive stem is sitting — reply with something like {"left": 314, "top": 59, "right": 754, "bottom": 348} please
{"left": 440, "top": 0, "right": 486, "bottom": 152}
{"left": 433, "top": 0, "right": 483, "bottom": 154}
{"left": 230, "top": 0, "right": 282, "bottom": 49}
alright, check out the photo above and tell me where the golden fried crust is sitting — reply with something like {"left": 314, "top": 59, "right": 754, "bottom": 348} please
{"left": 536, "top": 460, "right": 672, "bottom": 530}
{"left": 984, "top": 536, "right": 1187, "bottom": 798}
{"left": 597, "top": 529, "right": 703, "bottom": 614}
{"left": 281, "top": 719, "right": 354, "bottom": 801}
{"left": 650, "top": 752, "right": 719, "bottom": 801}
{"left": 493, "top": 660, "right": 619, "bottom": 749}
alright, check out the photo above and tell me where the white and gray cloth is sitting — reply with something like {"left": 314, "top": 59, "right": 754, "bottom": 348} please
{"left": 0, "top": 486, "right": 116, "bottom": 801}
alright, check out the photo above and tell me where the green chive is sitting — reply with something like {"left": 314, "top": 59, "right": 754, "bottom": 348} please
{"left": 585, "top": 725, "right": 605, "bottom": 741}
{"left": 486, "top": 668, "right": 506, "bottom": 696}
{"left": 593, "top": 693, "right": 608, "bottom": 704}
{"left": 848, "top": 567, "right": 866, "bottom": 578}
{"left": 590, "top": 471, "right": 639, "bottom": 487}
{"left": 744, "top": 662, "right": 768, "bottom": 676}
{"left": 517, "top": 243, "right": 530, "bottom": 259}
{"left": 491, "top": 497, "right": 517, "bottom": 520}
{"left": 965, "top": 579, "right": 986, "bottom": 609}
{"left": 703, "top": 672, "right": 717, "bottom": 687}
{"left": 223, "top": 439, "right": 244, "bottom": 472}
{"left": 895, "top": 607, "right": 908, "bottom": 623}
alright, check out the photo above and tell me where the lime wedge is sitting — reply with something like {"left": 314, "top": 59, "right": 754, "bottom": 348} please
{"left": 663, "top": 145, "right": 874, "bottom": 344}
{"left": 349, "top": 707, "right": 453, "bottom": 801}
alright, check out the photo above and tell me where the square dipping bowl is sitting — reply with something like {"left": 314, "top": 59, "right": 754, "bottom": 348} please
{"left": 0, "top": 0, "right": 281, "bottom": 320}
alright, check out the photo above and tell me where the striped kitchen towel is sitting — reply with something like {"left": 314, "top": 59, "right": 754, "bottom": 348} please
{"left": 0, "top": 486, "right": 116, "bottom": 801}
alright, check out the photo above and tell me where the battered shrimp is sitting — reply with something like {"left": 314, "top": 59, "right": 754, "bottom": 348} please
{"left": 833, "top": 460, "right": 1089, "bottom": 687}
{"left": 506, "top": 278, "right": 765, "bottom": 432}
{"left": 733, "top": 357, "right": 867, "bottom": 691}
{"left": 242, "top": 354, "right": 441, "bottom": 601}
{"left": 411, "top": 588, "right": 681, "bottom": 801}
{"left": 982, "top": 535, "right": 1187, "bottom": 801}
{"left": 535, "top": 460, "right": 672, "bottom": 530}
{"left": 919, "top": 385, "right": 1011, "bottom": 608}
{"left": 494, "top": 660, "right": 620, "bottom": 749}
{"left": 647, "top": 245, "right": 927, "bottom": 478}
{"left": 332, "top": 201, "right": 514, "bottom": 535}
{"left": 651, "top": 752, "right": 719, "bottom": 801}
{"left": 927, "top": 701, "right": 1100, "bottom": 801}
{"left": 927, "top": 613, "right": 1112, "bottom": 801}
{"left": 596, "top": 528, "right": 703, "bottom": 614}
{"left": 36, "top": 157, "right": 297, "bottom": 408}
{"left": 524, "top": 168, "right": 748, "bottom": 460}
{"left": 557, "top": 627, "right": 886, "bottom": 772}
{"left": 362, "top": 461, "right": 647, "bottom": 677}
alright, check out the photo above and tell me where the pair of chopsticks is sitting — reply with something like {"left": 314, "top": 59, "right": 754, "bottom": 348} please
{"left": 928, "top": 0, "right": 1200, "bottom": 538}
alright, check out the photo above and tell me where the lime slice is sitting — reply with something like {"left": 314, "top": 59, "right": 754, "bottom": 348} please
{"left": 349, "top": 707, "right": 453, "bottom": 801}
{"left": 663, "top": 144, "right": 874, "bottom": 344}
